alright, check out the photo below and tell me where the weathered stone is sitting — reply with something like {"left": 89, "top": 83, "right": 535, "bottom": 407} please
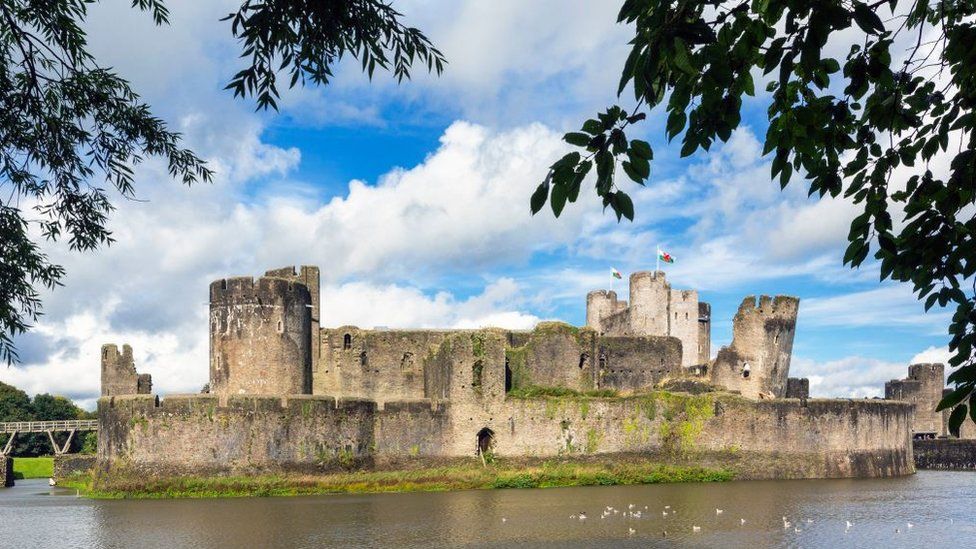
{"left": 101, "top": 344, "right": 152, "bottom": 396}
{"left": 914, "top": 439, "right": 976, "bottom": 470}
{"left": 209, "top": 276, "right": 312, "bottom": 396}
{"left": 0, "top": 457, "right": 11, "bottom": 487}
{"left": 54, "top": 454, "right": 95, "bottom": 479}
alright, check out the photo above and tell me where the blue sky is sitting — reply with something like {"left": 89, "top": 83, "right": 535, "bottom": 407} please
{"left": 0, "top": 0, "right": 953, "bottom": 408}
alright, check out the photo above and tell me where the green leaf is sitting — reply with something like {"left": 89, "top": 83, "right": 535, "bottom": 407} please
{"left": 551, "top": 182, "right": 568, "bottom": 217}
{"left": 948, "top": 403, "right": 968, "bottom": 438}
{"left": 582, "top": 119, "right": 603, "bottom": 135}
{"left": 564, "top": 132, "right": 591, "bottom": 147}
{"left": 630, "top": 139, "right": 652, "bottom": 160}
{"left": 615, "top": 191, "right": 635, "bottom": 221}
{"left": 627, "top": 153, "right": 650, "bottom": 179}
{"left": 672, "top": 38, "right": 698, "bottom": 76}
{"left": 853, "top": 2, "right": 885, "bottom": 34}
{"left": 622, "top": 161, "right": 642, "bottom": 184}
{"left": 666, "top": 110, "right": 687, "bottom": 141}
{"left": 530, "top": 180, "right": 549, "bottom": 214}
{"left": 937, "top": 386, "right": 971, "bottom": 411}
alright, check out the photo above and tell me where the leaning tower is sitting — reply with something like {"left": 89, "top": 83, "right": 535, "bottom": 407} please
{"left": 209, "top": 275, "right": 312, "bottom": 396}
{"left": 710, "top": 295, "right": 799, "bottom": 399}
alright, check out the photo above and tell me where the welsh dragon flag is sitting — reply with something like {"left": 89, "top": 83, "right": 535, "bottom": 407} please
{"left": 611, "top": 267, "right": 623, "bottom": 279}
{"left": 657, "top": 249, "right": 675, "bottom": 264}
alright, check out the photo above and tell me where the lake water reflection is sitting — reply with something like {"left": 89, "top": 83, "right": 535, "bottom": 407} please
{"left": 1, "top": 471, "right": 973, "bottom": 548}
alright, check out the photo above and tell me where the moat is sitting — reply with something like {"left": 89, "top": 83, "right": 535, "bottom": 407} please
{"left": 2, "top": 472, "right": 973, "bottom": 548}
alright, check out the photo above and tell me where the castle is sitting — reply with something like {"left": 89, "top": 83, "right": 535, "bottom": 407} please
{"left": 97, "top": 267, "right": 916, "bottom": 479}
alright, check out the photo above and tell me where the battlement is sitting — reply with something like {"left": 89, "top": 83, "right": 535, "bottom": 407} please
{"left": 737, "top": 295, "right": 800, "bottom": 316}
{"left": 209, "top": 275, "right": 311, "bottom": 303}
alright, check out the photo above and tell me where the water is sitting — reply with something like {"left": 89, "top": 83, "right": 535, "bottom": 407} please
{"left": 0, "top": 471, "right": 973, "bottom": 548}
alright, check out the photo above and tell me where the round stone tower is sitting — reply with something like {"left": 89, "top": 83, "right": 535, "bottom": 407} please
{"left": 628, "top": 271, "right": 670, "bottom": 336}
{"left": 586, "top": 290, "right": 619, "bottom": 333}
{"left": 209, "top": 276, "right": 312, "bottom": 396}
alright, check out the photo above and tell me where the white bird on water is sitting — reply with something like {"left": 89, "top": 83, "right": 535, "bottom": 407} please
{"left": 740, "top": 518, "right": 746, "bottom": 525}
{"left": 907, "top": 522, "right": 914, "bottom": 529}
{"left": 692, "top": 526, "right": 701, "bottom": 533}
{"left": 501, "top": 518, "right": 507, "bottom": 523}
{"left": 579, "top": 512, "right": 587, "bottom": 521}
{"left": 716, "top": 508, "right": 724, "bottom": 515}
{"left": 628, "top": 527, "right": 636, "bottom": 536}
{"left": 662, "top": 511, "right": 668, "bottom": 517}
{"left": 48, "top": 478, "right": 55, "bottom": 486}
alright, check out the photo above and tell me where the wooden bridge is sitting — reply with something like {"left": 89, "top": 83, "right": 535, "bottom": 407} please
{"left": 0, "top": 420, "right": 98, "bottom": 456}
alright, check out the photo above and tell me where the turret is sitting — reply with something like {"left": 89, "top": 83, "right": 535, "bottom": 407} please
{"left": 710, "top": 295, "right": 799, "bottom": 399}
{"left": 586, "top": 290, "right": 621, "bottom": 333}
{"left": 209, "top": 276, "right": 312, "bottom": 396}
{"left": 628, "top": 271, "right": 670, "bottom": 336}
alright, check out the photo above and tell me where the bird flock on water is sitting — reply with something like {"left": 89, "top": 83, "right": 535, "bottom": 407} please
{"left": 499, "top": 503, "right": 924, "bottom": 538}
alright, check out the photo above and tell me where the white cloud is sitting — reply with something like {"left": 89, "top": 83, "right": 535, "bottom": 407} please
{"left": 792, "top": 355, "right": 909, "bottom": 398}
{"left": 911, "top": 346, "right": 952, "bottom": 366}
{"left": 800, "top": 286, "right": 951, "bottom": 333}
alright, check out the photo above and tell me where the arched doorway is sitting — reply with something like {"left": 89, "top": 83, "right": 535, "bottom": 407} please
{"left": 477, "top": 427, "right": 495, "bottom": 457}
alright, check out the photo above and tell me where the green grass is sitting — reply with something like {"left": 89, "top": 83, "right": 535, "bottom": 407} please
{"left": 13, "top": 457, "right": 53, "bottom": 479}
{"left": 74, "top": 456, "right": 734, "bottom": 499}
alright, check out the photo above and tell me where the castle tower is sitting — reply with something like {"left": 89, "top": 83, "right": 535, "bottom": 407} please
{"left": 628, "top": 271, "right": 670, "bottom": 336}
{"left": 101, "top": 344, "right": 152, "bottom": 396}
{"left": 710, "top": 295, "right": 799, "bottom": 399}
{"left": 697, "top": 302, "right": 711, "bottom": 364}
{"left": 669, "top": 289, "right": 699, "bottom": 367}
{"left": 885, "top": 363, "right": 944, "bottom": 437}
{"left": 586, "top": 290, "right": 622, "bottom": 333}
{"left": 209, "top": 276, "right": 312, "bottom": 396}
{"left": 265, "top": 266, "right": 321, "bottom": 372}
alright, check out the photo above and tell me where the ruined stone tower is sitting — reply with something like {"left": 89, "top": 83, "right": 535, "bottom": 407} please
{"left": 885, "top": 363, "right": 945, "bottom": 437}
{"left": 710, "top": 295, "right": 799, "bottom": 399}
{"left": 209, "top": 276, "right": 312, "bottom": 396}
{"left": 100, "top": 343, "right": 152, "bottom": 396}
{"left": 585, "top": 271, "right": 710, "bottom": 368}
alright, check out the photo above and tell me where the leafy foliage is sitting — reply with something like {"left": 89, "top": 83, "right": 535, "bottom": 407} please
{"left": 535, "top": 0, "right": 976, "bottom": 433}
{"left": 223, "top": 0, "right": 446, "bottom": 110}
{"left": 0, "top": 0, "right": 213, "bottom": 364}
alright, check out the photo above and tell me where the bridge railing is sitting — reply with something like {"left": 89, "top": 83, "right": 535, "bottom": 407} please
{"left": 0, "top": 420, "right": 98, "bottom": 434}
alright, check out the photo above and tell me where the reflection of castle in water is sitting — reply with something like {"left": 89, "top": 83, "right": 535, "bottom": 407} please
{"left": 98, "top": 266, "right": 921, "bottom": 479}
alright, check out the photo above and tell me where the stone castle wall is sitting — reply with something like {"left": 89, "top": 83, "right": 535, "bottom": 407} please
{"left": 209, "top": 276, "right": 312, "bottom": 396}
{"left": 265, "top": 266, "right": 321, "bottom": 372}
{"left": 97, "top": 392, "right": 914, "bottom": 479}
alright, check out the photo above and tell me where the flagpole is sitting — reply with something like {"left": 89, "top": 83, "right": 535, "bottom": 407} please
{"left": 656, "top": 244, "right": 660, "bottom": 272}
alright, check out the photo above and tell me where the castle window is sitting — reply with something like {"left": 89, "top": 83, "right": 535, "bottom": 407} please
{"left": 277, "top": 320, "right": 283, "bottom": 333}
{"left": 578, "top": 353, "right": 588, "bottom": 369}
{"left": 599, "top": 353, "right": 607, "bottom": 369}
{"left": 505, "top": 363, "right": 513, "bottom": 393}
{"left": 685, "top": 312, "right": 688, "bottom": 320}
{"left": 359, "top": 351, "right": 368, "bottom": 367}
{"left": 343, "top": 333, "right": 352, "bottom": 350}
{"left": 742, "top": 362, "right": 751, "bottom": 378}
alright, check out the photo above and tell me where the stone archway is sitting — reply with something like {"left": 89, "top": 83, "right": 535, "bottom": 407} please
{"left": 477, "top": 427, "right": 495, "bottom": 457}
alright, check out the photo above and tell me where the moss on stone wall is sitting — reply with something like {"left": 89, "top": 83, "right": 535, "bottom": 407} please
{"left": 656, "top": 392, "right": 716, "bottom": 454}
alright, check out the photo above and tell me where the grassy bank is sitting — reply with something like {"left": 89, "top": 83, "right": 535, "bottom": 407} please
{"left": 13, "top": 457, "right": 53, "bottom": 479}
{"left": 69, "top": 456, "right": 734, "bottom": 499}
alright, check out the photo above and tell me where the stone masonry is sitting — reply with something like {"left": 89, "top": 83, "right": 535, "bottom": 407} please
{"left": 97, "top": 266, "right": 917, "bottom": 481}
{"left": 586, "top": 271, "right": 711, "bottom": 368}
{"left": 101, "top": 344, "right": 152, "bottom": 397}
{"left": 709, "top": 296, "right": 799, "bottom": 399}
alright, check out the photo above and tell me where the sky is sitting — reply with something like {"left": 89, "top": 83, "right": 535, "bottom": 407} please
{"left": 0, "top": 0, "right": 955, "bottom": 409}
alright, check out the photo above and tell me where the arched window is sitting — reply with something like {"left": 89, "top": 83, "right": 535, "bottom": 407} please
{"left": 359, "top": 351, "right": 368, "bottom": 367}
{"left": 343, "top": 333, "right": 352, "bottom": 350}
{"left": 742, "top": 362, "right": 751, "bottom": 378}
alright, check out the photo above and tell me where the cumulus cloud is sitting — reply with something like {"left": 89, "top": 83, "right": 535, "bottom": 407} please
{"left": 791, "top": 355, "right": 909, "bottom": 399}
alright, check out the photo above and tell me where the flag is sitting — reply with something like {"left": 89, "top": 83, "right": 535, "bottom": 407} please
{"left": 611, "top": 267, "right": 622, "bottom": 279}
{"left": 657, "top": 249, "right": 675, "bottom": 264}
